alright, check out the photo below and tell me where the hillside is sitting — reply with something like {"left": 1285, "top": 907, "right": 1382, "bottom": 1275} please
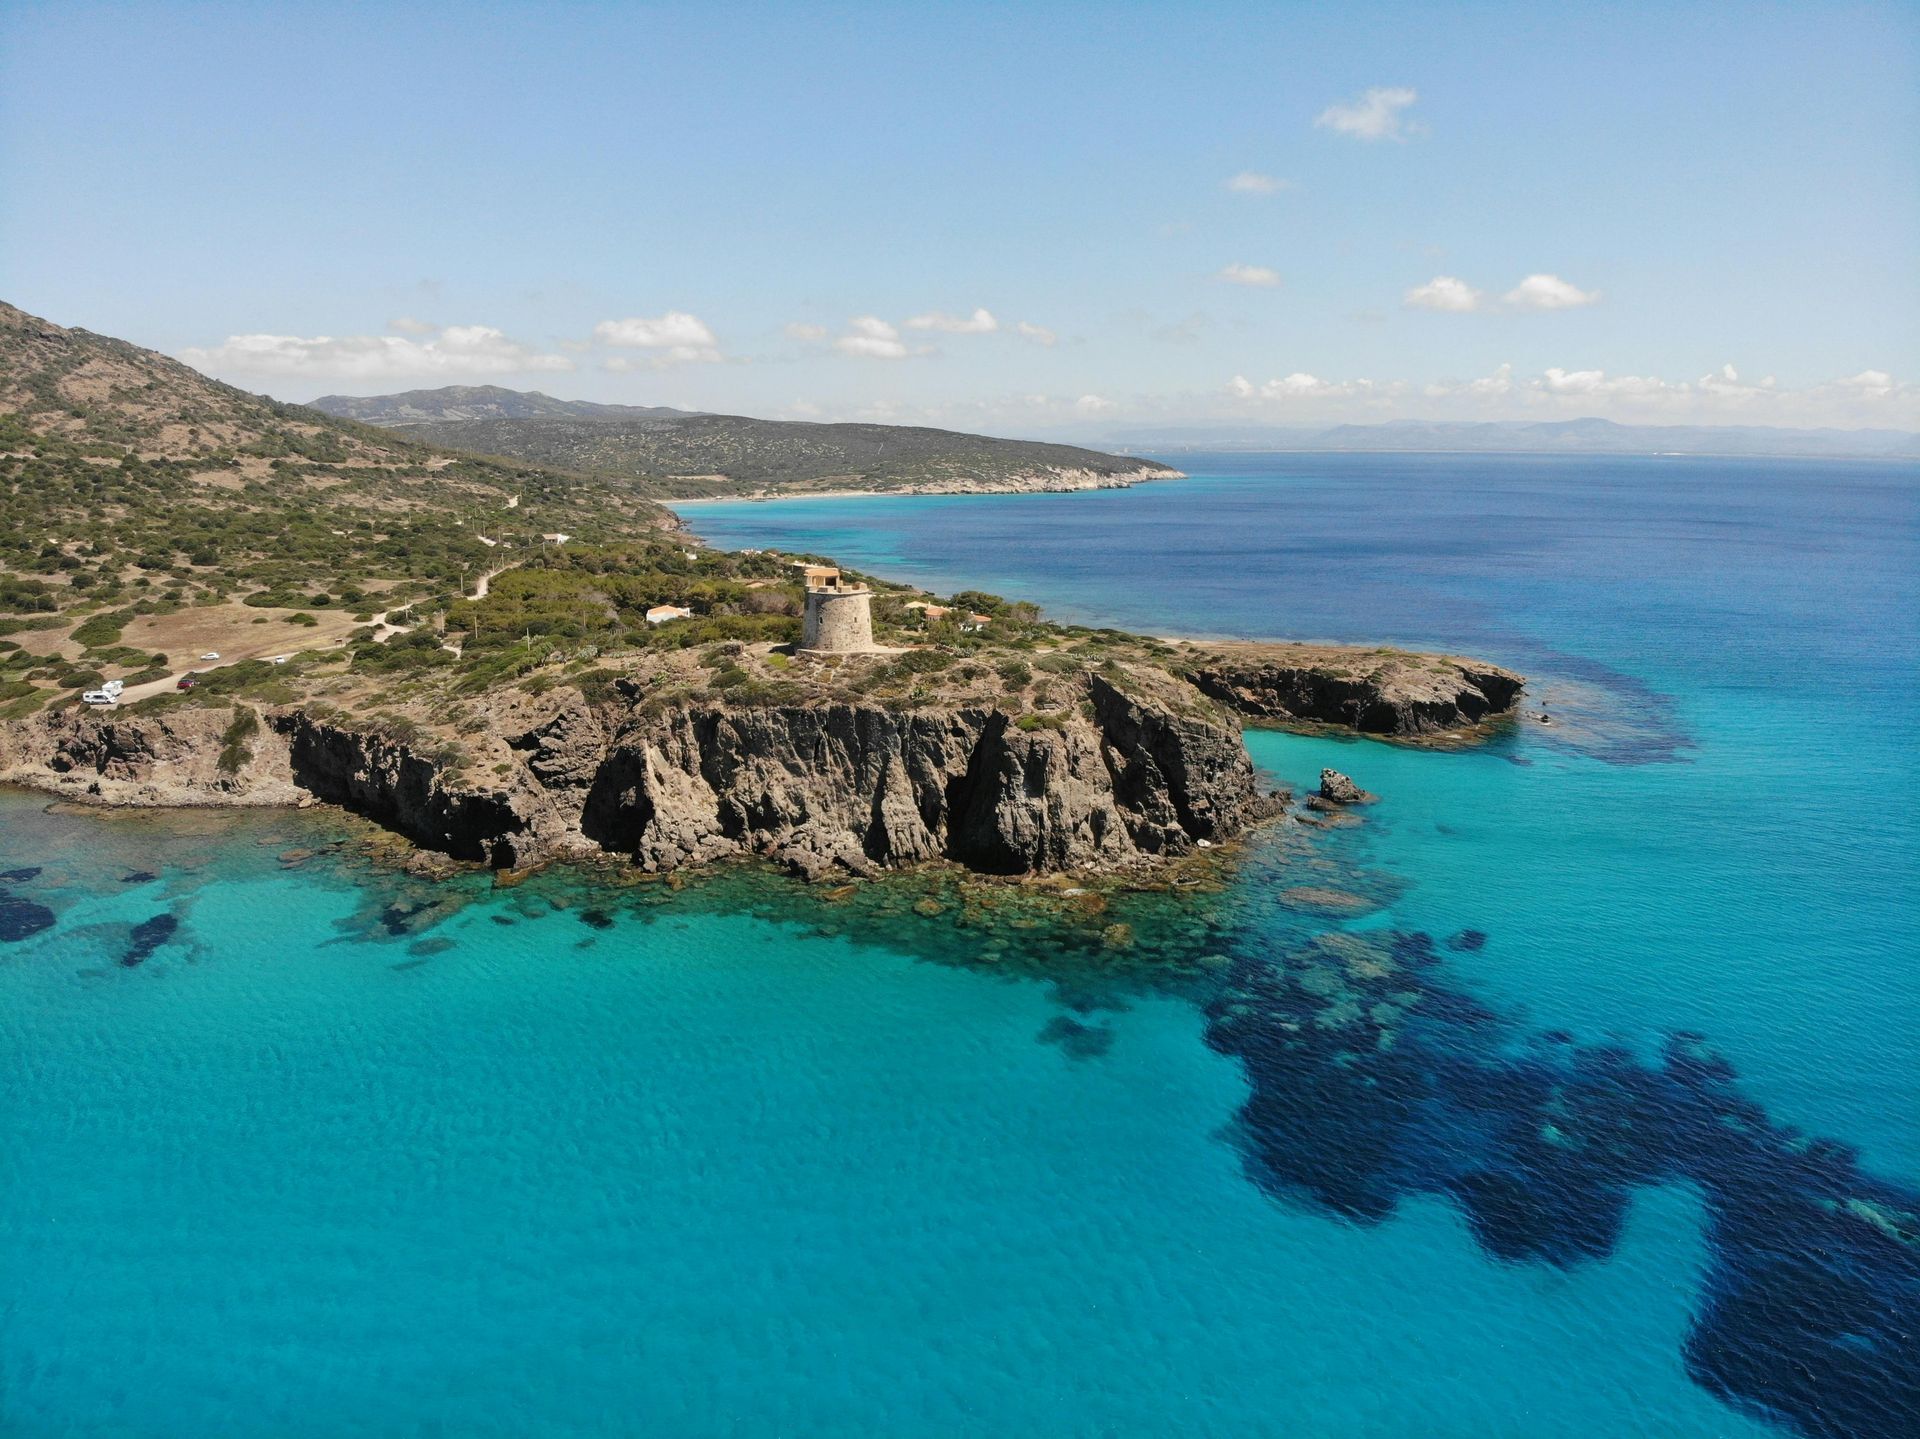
{"left": 0, "top": 300, "right": 670, "bottom": 714}
{"left": 311, "top": 385, "right": 695, "bottom": 425}
{"left": 309, "top": 386, "right": 1180, "bottom": 498}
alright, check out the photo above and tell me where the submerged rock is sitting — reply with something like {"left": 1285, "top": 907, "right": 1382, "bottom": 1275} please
{"left": 0, "top": 894, "right": 57, "bottom": 943}
{"left": 1279, "top": 886, "right": 1377, "bottom": 915}
{"left": 122, "top": 912, "right": 179, "bottom": 966}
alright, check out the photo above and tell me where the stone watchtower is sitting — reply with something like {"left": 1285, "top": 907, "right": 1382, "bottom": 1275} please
{"left": 799, "top": 565, "right": 874, "bottom": 653}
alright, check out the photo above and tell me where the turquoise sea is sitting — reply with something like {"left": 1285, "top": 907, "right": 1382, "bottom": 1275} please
{"left": 4, "top": 454, "right": 1916, "bottom": 1437}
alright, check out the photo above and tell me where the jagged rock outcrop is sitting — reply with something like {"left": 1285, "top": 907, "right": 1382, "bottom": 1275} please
{"left": 0, "top": 704, "right": 302, "bottom": 806}
{"left": 0, "top": 643, "right": 1518, "bottom": 879}
{"left": 276, "top": 713, "right": 535, "bottom": 869}
{"left": 1317, "top": 769, "right": 1376, "bottom": 806}
{"left": 571, "top": 668, "right": 1280, "bottom": 879}
{"left": 1185, "top": 648, "right": 1523, "bottom": 737}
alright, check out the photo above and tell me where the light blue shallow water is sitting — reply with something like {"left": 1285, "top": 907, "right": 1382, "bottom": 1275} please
{"left": 677, "top": 456, "right": 1920, "bottom": 1174}
{"left": 4, "top": 454, "right": 1915, "bottom": 1436}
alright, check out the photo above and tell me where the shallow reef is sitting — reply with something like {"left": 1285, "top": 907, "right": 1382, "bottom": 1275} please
{"left": 6, "top": 789, "right": 1912, "bottom": 1438}
{"left": 1203, "top": 924, "right": 1920, "bottom": 1439}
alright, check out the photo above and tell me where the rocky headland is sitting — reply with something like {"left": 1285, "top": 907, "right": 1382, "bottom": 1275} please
{"left": 0, "top": 298, "right": 1521, "bottom": 882}
{"left": 1181, "top": 642, "right": 1524, "bottom": 741}
{"left": 0, "top": 641, "right": 1520, "bottom": 880}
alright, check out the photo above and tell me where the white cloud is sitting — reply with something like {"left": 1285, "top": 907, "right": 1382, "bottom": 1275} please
{"left": 1225, "top": 171, "right": 1289, "bottom": 195}
{"left": 1315, "top": 86, "right": 1420, "bottom": 142}
{"left": 1404, "top": 275, "right": 1483, "bottom": 312}
{"left": 1835, "top": 368, "right": 1896, "bottom": 397}
{"left": 905, "top": 307, "right": 998, "bottom": 334}
{"left": 1230, "top": 372, "right": 1379, "bottom": 401}
{"left": 1219, "top": 263, "right": 1283, "bottom": 288}
{"left": 1503, "top": 274, "right": 1601, "bottom": 310}
{"left": 1075, "top": 394, "right": 1117, "bottom": 415}
{"left": 835, "top": 315, "right": 914, "bottom": 360}
{"left": 386, "top": 316, "right": 436, "bottom": 335}
{"left": 592, "top": 311, "right": 722, "bottom": 364}
{"left": 1015, "top": 320, "right": 1057, "bottom": 347}
{"left": 180, "top": 324, "right": 574, "bottom": 381}
{"left": 784, "top": 322, "right": 829, "bottom": 342}
{"left": 1407, "top": 361, "right": 1914, "bottom": 422}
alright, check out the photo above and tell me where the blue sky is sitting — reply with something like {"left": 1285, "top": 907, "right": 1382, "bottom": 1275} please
{"left": 3, "top": 1, "right": 1915, "bottom": 433}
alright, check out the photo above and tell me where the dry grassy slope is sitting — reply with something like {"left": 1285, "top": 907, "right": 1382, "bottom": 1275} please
{"left": 1, "top": 300, "right": 403, "bottom": 462}
{"left": 0, "top": 300, "right": 672, "bottom": 585}
{"left": 0, "top": 301, "right": 676, "bottom": 715}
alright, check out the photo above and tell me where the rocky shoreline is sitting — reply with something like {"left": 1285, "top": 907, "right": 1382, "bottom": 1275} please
{"left": 0, "top": 645, "right": 1520, "bottom": 881}
{"left": 665, "top": 463, "right": 1182, "bottom": 503}
{"left": 1180, "top": 643, "right": 1524, "bottom": 741}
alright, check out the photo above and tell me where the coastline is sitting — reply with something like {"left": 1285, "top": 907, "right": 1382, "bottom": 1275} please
{"left": 0, "top": 636, "right": 1522, "bottom": 880}
{"left": 662, "top": 464, "right": 1184, "bottom": 506}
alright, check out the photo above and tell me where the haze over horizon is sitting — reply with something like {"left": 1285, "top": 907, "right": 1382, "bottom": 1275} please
{"left": 3, "top": 1, "right": 1915, "bottom": 434}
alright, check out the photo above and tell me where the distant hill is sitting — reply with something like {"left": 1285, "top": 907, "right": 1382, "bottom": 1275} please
{"left": 1099, "top": 417, "right": 1919, "bottom": 459}
{"left": 312, "top": 387, "right": 1179, "bottom": 499}
{"left": 312, "top": 384, "right": 696, "bottom": 426}
{"left": 0, "top": 301, "right": 670, "bottom": 664}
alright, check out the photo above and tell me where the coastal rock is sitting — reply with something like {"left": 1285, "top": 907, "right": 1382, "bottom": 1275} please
{"left": 1185, "top": 646, "right": 1523, "bottom": 738}
{"left": 509, "top": 696, "right": 606, "bottom": 790}
{"left": 1317, "top": 769, "right": 1377, "bottom": 805}
{"left": 0, "top": 645, "right": 1519, "bottom": 883}
{"left": 1, "top": 673, "right": 1273, "bottom": 880}
{"left": 0, "top": 704, "right": 302, "bottom": 806}
{"left": 277, "top": 713, "right": 535, "bottom": 869}
{"left": 580, "top": 666, "right": 1274, "bottom": 879}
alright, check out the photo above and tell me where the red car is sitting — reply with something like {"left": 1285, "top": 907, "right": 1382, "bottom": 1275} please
{"left": 176, "top": 674, "right": 198, "bottom": 691}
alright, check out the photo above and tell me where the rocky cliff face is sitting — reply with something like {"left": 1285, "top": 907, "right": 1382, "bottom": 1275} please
{"left": 1, "top": 666, "right": 1281, "bottom": 880}
{"left": 1184, "top": 650, "right": 1523, "bottom": 737}
{"left": 537, "top": 666, "right": 1275, "bottom": 878}
{"left": 276, "top": 713, "right": 536, "bottom": 869}
{"left": 0, "top": 704, "right": 303, "bottom": 807}
{"left": 2, "top": 646, "right": 1521, "bottom": 876}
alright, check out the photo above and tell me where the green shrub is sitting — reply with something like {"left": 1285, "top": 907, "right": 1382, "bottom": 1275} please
{"left": 69, "top": 609, "right": 132, "bottom": 648}
{"left": 217, "top": 706, "right": 259, "bottom": 774}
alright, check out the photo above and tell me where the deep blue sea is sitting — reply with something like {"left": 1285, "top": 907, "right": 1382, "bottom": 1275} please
{"left": 4, "top": 454, "right": 1916, "bottom": 1437}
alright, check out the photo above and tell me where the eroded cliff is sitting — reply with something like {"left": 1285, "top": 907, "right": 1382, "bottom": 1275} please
{"left": 2, "top": 663, "right": 1283, "bottom": 879}
{"left": 1181, "top": 644, "right": 1524, "bottom": 738}
{"left": 1, "top": 642, "right": 1521, "bottom": 878}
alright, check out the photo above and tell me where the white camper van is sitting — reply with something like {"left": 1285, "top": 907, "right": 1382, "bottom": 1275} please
{"left": 81, "top": 679, "right": 124, "bottom": 707}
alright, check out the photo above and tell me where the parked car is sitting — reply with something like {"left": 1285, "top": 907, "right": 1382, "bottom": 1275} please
{"left": 81, "top": 679, "right": 125, "bottom": 707}
{"left": 199, "top": 651, "right": 220, "bottom": 660}
{"left": 176, "top": 674, "right": 198, "bottom": 691}
{"left": 268, "top": 655, "right": 290, "bottom": 665}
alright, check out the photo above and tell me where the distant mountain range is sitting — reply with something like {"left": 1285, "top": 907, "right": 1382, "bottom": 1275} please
{"left": 309, "top": 386, "right": 1176, "bottom": 499}
{"left": 310, "top": 385, "right": 697, "bottom": 426}
{"left": 1095, "top": 417, "right": 1919, "bottom": 459}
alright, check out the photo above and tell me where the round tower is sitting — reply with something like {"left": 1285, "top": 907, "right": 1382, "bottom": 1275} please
{"left": 799, "top": 566, "right": 875, "bottom": 653}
